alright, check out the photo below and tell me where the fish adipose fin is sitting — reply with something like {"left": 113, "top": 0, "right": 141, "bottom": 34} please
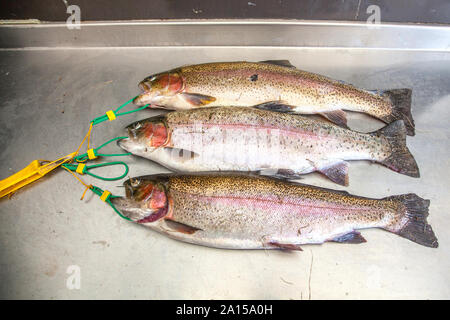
{"left": 379, "top": 88, "right": 415, "bottom": 136}
{"left": 253, "top": 101, "right": 295, "bottom": 113}
{"left": 267, "top": 241, "right": 303, "bottom": 251}
{"left": 330, "top": 231, "right": 367, "bottom": 244}
{"left": 384, "top": 194, "right": 438, "bottom": 248}
{"left": 372, "top": 120, "right": 419, "bottom": 178}
{"left": 319, "top": 110, "right": 349, "bottom": 129}
{"left": 319, "top": 161, "right": 349, "bottom": 186}
{"left": 259, "top": 60, "right": 296, "bottom": 69}
{"left": 180, "top": 93, "right": 216, "bottom": 106}
{"left": 164, "top": 219, "right": 202, "bottom": 235}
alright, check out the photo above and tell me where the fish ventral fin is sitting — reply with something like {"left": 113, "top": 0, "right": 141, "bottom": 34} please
{"left": 371, "top": 120, "right": 419, "bottom": 178}
{"left": 384, "top": 194, "right": 438, "bottom": 248}
{"left": 259, "top": 60, "right": 297, "bottom": 69}
{"left": 378, "top": 88, "right": 414, "bottom": 136}
{"left": 258, "top": 168, "right": 303, "bottom": 181}
{"left": 164, "top": 219, "right": 202, "bottom": 235}
{"left": 180, "top": 93, "right": 216, "bottom": 106}
{"left": 268, "top": 241, "right": 303, "bottom": 251}
{"left": 331, "top": 231, "right": 367, "bottom": 244}
{"left": 319, "top": 161, "right": 349, "bottom": 186}
{"left": 253, "top": 101, "right": 295, "bottom": 113}
{"left": 319, "top": 110, "right": 349, "bottom": 129}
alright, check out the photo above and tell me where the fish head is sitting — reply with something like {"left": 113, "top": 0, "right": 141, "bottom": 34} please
{"left": 117, "top": 116, "right": 169, "bottom": 156}
{"left": 111, "top": 176, "right": 169, "bottom": 223}
{"left": 133, "top": 71, "right": 184, "bottom": 106}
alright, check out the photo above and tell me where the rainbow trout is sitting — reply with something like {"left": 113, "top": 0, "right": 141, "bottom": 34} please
{"left": 111, "top": 174, "right": 438, "bottom": 249}
{"left": 133, "top": 61, "right": 415, "bottom": 135}
{"left": 118, "top": 107, "right": 419, "bottom": 186}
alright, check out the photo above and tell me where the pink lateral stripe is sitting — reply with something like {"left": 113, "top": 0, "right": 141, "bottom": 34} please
{"left": 173, "top": 123, "right": 334, "bottom": 140}
{"left": 177, "top": 191, "right": 372, "bottom": 215}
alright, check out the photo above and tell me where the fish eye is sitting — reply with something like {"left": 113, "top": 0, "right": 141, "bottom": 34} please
{"left": 130, "top": 178, "right": 140, "bottom": 187}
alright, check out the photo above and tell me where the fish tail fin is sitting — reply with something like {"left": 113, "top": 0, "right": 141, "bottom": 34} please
{"left": 372, "top": 120, "right": 420, "bottom": 178}
{"left": 384, "top": 194, "right": 438, "bottom": 248}
{"left": 379, "top": 88, "right": 415, "bottom": 136}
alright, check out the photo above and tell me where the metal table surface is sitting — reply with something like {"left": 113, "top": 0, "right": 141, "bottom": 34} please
{"left": 0, "top": 21, "right": 449, "bottom": 299}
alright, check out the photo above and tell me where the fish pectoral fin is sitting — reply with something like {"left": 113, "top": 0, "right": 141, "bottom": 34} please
{"left": 164, "top": 219, "right": 202, "bottom": 235}
{"left": 319, "top": 161, "right": 349, "bottom": 186}
{"left": 253, "top": 101, "right": 295, "bottom": 113}
{"left": 259, "top": 60, "right": 296, "bottom": 69}
{"left": 330, "top": 231, "right": 367, "bottom": 244}
{"left": 319, "top": 110, "right": 349, "bottom": 129}
{"left": 179, "top": 93, "right": 216, "bottom": 106}
{"left": 162, "top": 147, "right": 199, "bottom": 163}
{"left": 267, "top": 241, "right": 303, "bottom": 251}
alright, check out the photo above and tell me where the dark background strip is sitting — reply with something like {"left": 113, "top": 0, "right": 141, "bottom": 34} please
{"left": 0, "top": 0, "right": 449, "bottom": 24}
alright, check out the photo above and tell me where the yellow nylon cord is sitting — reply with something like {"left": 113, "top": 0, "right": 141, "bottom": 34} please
{"left": 62, "top": 165, "right": 93, "bottom": 200}
{"left": 0, "top": 121, "right": 96, "bottom": 199}
{"left": 0, "top": 152, "right": 77, "bottom": 198}
{"left": 100, "top": 190, "right": 111, "bottom": 202}
{"left": 75, "top": 163, "right": 86, "bottom": 175}
{"left": 87, "top": 148, "right": 97, "bottom": 160}
{"left": 75, "top": 123, "right": 93, "bottom": 159}
{"left": 106, "top": 110, "right": 116, "bottom": 121}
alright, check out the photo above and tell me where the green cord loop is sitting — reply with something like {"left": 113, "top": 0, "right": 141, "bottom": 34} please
{"left": 62, "top": 160, "right": 129, "bottom": 181}
{"left": 90, "top": 96, "right": 149, "bottom": 126}
{"left": 64, "top": 96, "right": 149, "bottom": 180}
{"left": 62, "top": 136, "right": 131, "bottom": 181}
{"left": 74, "top": 136, "right": 131, "bottom": 163}
{"left": 90, "top": 186, "right": 131, "bottom": 221}
{"left": 63, "top": 97, "right": 148, "bottom": 220}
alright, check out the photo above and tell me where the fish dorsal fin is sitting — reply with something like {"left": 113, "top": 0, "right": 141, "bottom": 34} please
{"left": 331, "top": 231, "right": 367, "bottom": 244}
{"left": 308, "top": 184, "right": 351, "bottom": 196}
{"left": 259, "top": 60, "right": 296, "bottom": 69}
{"left": 319, "top": 161, "right": 349, "bottom": 186}
{"left": 164, "top": 219, "right": 201, "bottom": 234}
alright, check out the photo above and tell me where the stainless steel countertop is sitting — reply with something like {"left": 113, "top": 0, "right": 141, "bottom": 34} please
{"left": 0, "top": 21, "right": 449, "bottom": 299}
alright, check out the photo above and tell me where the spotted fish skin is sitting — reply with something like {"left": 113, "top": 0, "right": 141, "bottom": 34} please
{"left": 133, "top": 61, "right": 415, "bottom": 135}
{"left": 118, "top": 107, "right": 419, "bottom": 186}
{"left": 111, "top": 174, "right": 438, "bottom": 249}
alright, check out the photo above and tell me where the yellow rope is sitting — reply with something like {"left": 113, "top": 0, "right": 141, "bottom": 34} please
{"left": 75, "top": 163, "right": 86, "bottom": 175}
{"left": 61, "top": 165, "right": 92, "bottom": 200}
{"left": 74, "top": 122, "right": 93, "bottom": 161}
{"left": 87, "top": 148, "right": 97, "bottom": 160}
{"left": 106, "top": 110, "right": 116, "bottom": 121}
{"left": 100, "top": 190, "right": 111, "bottom": 202}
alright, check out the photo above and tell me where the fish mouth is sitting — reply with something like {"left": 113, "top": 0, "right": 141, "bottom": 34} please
{"left": 116, "top": 137, "right": 128, "bottom": 149}
{"left": 116, "top": 137, "right": 149, "bottom": 156}
{"left": 109, "top": 196, "right": 135, "bottom": 220}
{"left": 116, "top": 137, "right": 135, "bottom": 153}
{"left": 133, "top": 93, "right": 148, "bottom": 106}
{"left": 110, "top": 196, "right": 127, "bottom": 210}
{"left": 110, "top": 197, "right": 152, "bottom": 222}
